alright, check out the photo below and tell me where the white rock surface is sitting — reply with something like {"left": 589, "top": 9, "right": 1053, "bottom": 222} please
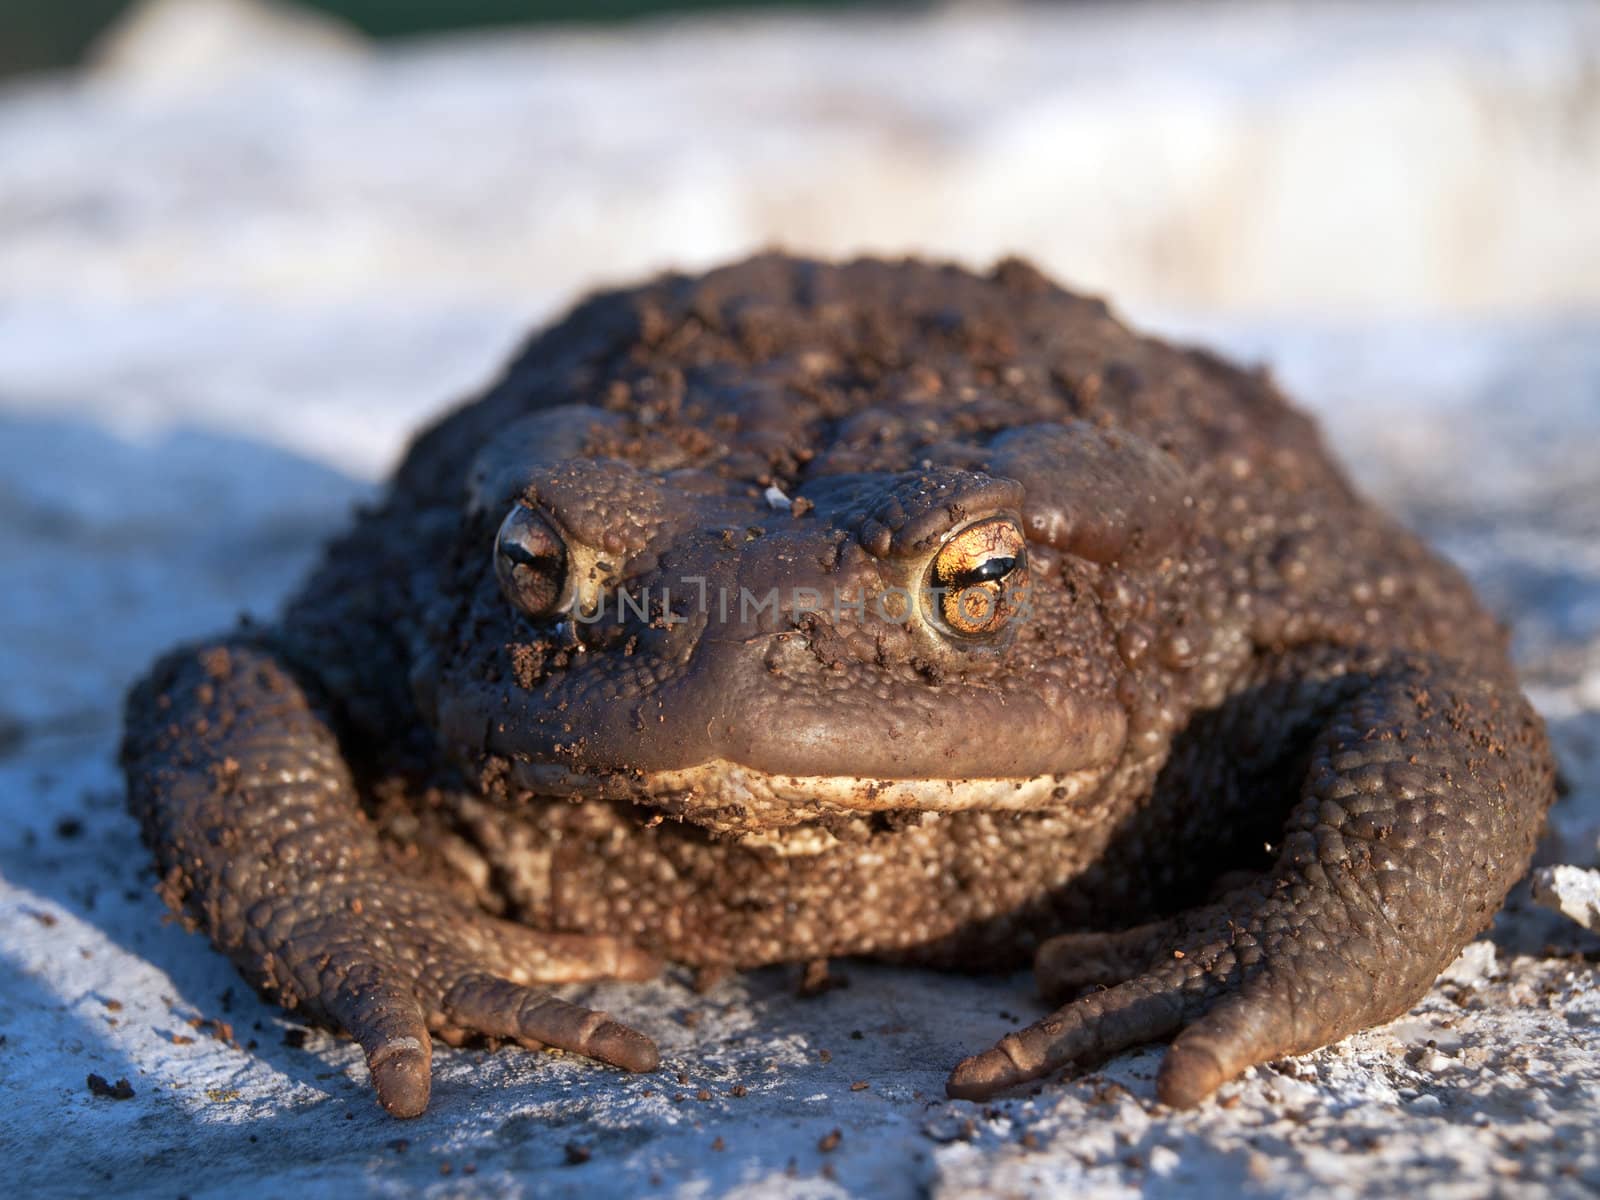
{"left": 1, "top": 2, "right": 1597, "bottom": 1197}
{"left": 1533, "top": 867, "right": 1600, "bottom": 934}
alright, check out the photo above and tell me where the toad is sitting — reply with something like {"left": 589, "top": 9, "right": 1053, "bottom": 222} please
{"left": 123, "top": 255, "right": 1555, "bottom": 1117}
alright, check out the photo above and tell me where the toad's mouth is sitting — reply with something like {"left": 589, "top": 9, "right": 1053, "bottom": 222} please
{"left": 499, "top": 758, "right": 1117, "bottom": 852}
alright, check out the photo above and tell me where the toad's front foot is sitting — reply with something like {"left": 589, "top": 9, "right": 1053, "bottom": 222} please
{"left": 948, "top": 658, "right": 1552, "bottom": 1106}
{"left": 945, "top": 891, "right": 1336, "bottom": 1107}
{"left": 122, "top": 640, "right": 660, "bottom": 1118}
{"left": 271, "top": 876, "right": 660, "bottom": 1117}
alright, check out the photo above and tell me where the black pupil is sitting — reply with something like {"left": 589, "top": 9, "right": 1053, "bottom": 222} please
{"left": 502, "top": 539, "right": 554, "bottom": 570}
{"left": 955, "top": 555, "right": 1017, "bottom": 586}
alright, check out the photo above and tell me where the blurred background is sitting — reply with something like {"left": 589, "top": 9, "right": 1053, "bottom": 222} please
{"left": 0, "top": 0, "right": 865, "bottom": 76}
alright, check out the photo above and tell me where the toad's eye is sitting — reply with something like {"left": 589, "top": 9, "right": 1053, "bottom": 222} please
{"left": 928, "top": 517, "right": 1030, "bottom": 638}
{"left": 495, "top": 506, "right": 569, "bottom": 619}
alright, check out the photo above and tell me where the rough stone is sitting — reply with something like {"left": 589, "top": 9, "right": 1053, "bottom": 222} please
{"left": 1532, "top": 866, "right": 1600, "bottom": 934}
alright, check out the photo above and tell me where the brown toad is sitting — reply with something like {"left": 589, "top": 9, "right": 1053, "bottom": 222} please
{"left": 122, "top": 255, "right": 1555, "bottom": 1117}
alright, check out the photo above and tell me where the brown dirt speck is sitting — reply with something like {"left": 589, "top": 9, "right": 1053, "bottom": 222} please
{"left": 86, "top": 1074, "right": 134, "bottom": 1100}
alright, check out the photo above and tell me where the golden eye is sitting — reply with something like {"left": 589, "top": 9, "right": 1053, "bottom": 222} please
{"left": 928, "top": 517, "right": 1029, "bottom": 637}
{"left": 495, "top": 506, "right": 569, "bottom": 619}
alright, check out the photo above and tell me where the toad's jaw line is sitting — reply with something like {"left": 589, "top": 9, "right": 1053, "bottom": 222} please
{"left": 503, "top": 758, "right": 1117, "bottom": 841}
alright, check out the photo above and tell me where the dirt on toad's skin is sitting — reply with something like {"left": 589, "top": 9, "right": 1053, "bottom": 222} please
{"left": 122, "top": 254, "right": 1556, "bottom": 1117}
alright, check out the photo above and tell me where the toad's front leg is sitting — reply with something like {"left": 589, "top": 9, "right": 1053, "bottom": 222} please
{"left": 122, "top": 641, "right": 660, "bottom": 1118}
{"left": 948, "top": 656, "right": 1554, "bottom": 1106}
